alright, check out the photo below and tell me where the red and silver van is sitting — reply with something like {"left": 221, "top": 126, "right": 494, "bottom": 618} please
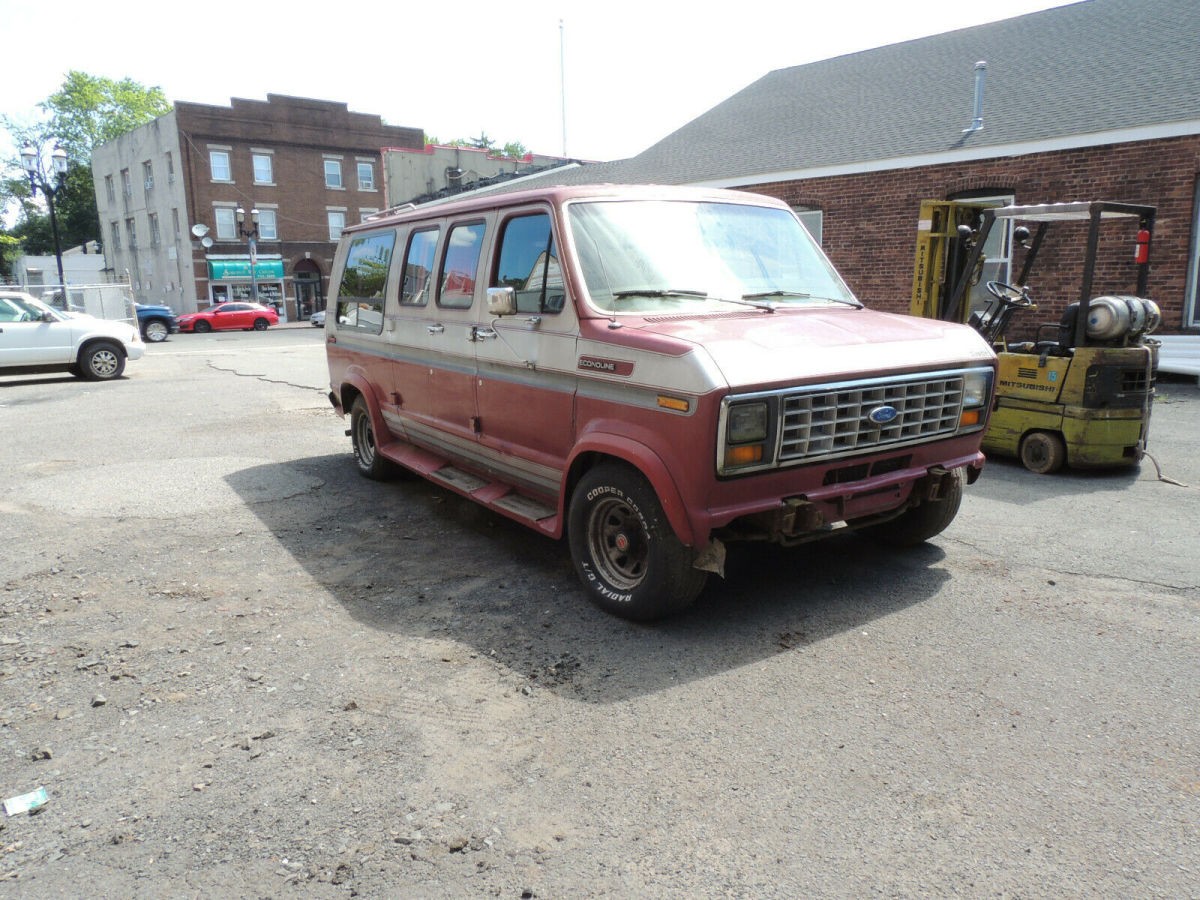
{"left": 324, "top": 185, "right": 996, "bottom": 619}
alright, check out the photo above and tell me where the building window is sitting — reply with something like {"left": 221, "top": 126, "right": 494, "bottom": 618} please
{"left": 327, "top": 210, "right": 346, "bottom": 241}
{"left": 149, "top": 213, "right": 160, "bottom": 247}
{"left": 1187, "top": 175, "right": 1200, "bottom": 327}
{"left": 105, "top": 175, "right": 115, "bottom": 204}
{"left": 210, "top": 150, "right": 232, "bottom": 182}
{"left": 126, "top": 217, "right": 138, "bottom": 249}
{"left": 324, "top": 159, "right": 343, "bottom": 189}
{"left": 110, "top": 221, "right": 121, "bottom": 251}
{"left": 257, "top": 209, "right": 278, "bottom": 240}
{"left": 949, "top": 192, "right": 1015, "bottom": 313}
{"left": 253, "top": 153, "right": 273, "bottom": 184}
{"left": 121, "top": 169, "right": 132, "bottom": 197}
{"left": 215, "top": 207, "right": 237, "bottom": 240}
{"left": 357, "top": 162, "right": 375, "bottom": 191}
{"left": 166, "top": 152, "right": 175, "bottom": 183}
{"left": 142, "top": 160, "right": 154, "bottom": 191}
{"left": 793, "top": 207, "right": 823, "bottom": 245}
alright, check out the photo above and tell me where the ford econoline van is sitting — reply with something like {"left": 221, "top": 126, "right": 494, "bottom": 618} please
{"left": 324, "top": 185, "right": 996, "bottom": 620}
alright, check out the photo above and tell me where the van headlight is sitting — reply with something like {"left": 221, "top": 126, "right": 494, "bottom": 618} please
{"left": 722, "top": 400, "right": 773, "bottom": 470}
{"left": 958, "top": 368, "right": 993, "bottom": 431}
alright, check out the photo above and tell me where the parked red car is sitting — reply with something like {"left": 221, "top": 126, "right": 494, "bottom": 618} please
{"left": 178, "top": 302, "right": 279, "bottom": 333}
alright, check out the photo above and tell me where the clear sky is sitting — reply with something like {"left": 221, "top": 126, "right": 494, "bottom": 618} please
{"left": 3, "top": 0, "right": 1072, "bottom": 162}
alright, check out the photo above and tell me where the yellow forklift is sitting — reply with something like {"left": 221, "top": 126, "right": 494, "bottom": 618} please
{"left": 912, "top": 200, "right": 1160, "bottom": 474}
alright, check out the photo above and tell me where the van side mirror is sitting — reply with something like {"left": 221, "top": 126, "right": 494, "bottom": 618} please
{"left": 487, "top": 287, "right": 516, "bottom": 317}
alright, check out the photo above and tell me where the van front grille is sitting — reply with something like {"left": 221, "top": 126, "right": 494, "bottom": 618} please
{"left": 779, "top": 375, "right": 965, "bottom": 462}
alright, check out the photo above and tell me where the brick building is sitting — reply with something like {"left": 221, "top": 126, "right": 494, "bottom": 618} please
{"left": 92, "top": 95, "right": 423, "bottom": 318}
{"left": 520, "top": 0, "right": 1200, "bottom": 338}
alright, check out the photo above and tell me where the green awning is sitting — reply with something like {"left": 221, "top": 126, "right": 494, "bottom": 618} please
{"left": 208, "top": 259, "right": 285, "bottom": 279}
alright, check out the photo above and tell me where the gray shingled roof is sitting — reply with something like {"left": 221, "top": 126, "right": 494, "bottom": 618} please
{"left": 517, "top": 0, "right": 1200, "bottom": 189}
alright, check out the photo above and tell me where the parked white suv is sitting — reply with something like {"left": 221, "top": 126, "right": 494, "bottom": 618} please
{"left": 0, "top": 290, "right": 144, "bottom": 380}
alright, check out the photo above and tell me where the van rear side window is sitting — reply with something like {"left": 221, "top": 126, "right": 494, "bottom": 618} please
{"left": 439, "top": 222, "right": 486, "bottom": 309}
{"left": 401, "top": 228, "right": 439, "bottom": 306}
{"left": 336, "top": 231, "right": 395, "bottom": 334}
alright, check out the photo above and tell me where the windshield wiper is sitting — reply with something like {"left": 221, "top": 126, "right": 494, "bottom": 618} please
{"left": 611, "top": 288, "right": 708, "bottom": 300}
{"left": 742, "top": 289, "right": 810, "bottom": 301}
{"left": 742, "top": 289, "right": 862, "bottom": 308}
{"left": 710, "top": 296, "right": 776, "bottom": 312}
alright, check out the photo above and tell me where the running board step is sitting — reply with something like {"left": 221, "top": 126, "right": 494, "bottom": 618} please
{"left": 426, "top": 464, "right": 558, "bottom": 532}
{"left": 492, "top": 492, "right": 557, "bottom": 522}
{"left": 377, "top": 442, "right": 560, "bottom": 535}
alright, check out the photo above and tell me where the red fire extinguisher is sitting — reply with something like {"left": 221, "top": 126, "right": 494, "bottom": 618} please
{"left": 1135, "top": 227, "right": 1151, "bottom": 264}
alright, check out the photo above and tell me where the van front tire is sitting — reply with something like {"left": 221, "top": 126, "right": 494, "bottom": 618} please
{"left": 861, "top": 467, "right": 964, "bottom": 547}
{"left": 350, "top": 397, "right": 394, "bottom": 480}
{"left": 568, "top": 463, "right": 706, "bottom": 621}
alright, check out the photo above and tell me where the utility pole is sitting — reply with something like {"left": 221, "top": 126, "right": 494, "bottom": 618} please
{"left": 560, "top": 19, "right": 567, "bottom": 157}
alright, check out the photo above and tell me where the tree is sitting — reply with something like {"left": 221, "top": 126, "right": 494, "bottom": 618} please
{"left": 427, "top": 133, "right": 530, "bottom": 160}
{"left": 42, "top": 71, "right": 171, "bottom": 159}
{"left": 1, "top": 71, "right": 171, "bottom": 261}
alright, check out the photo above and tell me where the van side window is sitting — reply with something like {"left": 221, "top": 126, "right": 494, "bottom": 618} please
{"left": 494, "top": 213, "right": 564, "bottom": 314}
{"left": 401, "top": 227, "right": 438, "bottom": 306}
{"left": 336, "top": 230, "right": 395, "bottom": 334}
{"left": 438, "top": 222, "right": 486, "bottom": 309}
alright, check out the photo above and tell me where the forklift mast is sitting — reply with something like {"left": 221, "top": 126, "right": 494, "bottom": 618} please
{"left": 911, "top": 200, "right": 991, "bottom": 323}
{"left": 913, "top": 199, "right": 1155, "bottom": 347}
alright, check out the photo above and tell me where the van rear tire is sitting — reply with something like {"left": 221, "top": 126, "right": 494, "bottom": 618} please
{"left": 350, "top": 397, "right": 395, "bottom": 480}
{"left": 568, "top": 463, "right": 706, "bottom": 621}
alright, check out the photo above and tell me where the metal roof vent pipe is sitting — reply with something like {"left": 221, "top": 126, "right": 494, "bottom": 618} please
{"left": 962, "top": 61, "right": 987, "bottom": 133}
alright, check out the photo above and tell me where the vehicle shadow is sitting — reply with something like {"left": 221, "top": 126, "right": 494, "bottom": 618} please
{"left": 0, "top": 375, "right": 108, "bottom": 388}
{"left": 226, "top": 455, "right": 951, "bottom": 704}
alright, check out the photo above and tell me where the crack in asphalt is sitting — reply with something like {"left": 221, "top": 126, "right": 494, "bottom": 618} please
{"left": 207, "top": 361, "right": 326, "bottom": 394}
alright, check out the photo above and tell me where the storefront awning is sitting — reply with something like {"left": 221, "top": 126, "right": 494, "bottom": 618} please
{"left": 208, "top": 259, "right": 285, "bottom": 279}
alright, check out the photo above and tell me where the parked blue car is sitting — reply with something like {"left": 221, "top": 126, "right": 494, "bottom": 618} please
{"left": 134, "top": 303, "right": 180, "bottom": 342}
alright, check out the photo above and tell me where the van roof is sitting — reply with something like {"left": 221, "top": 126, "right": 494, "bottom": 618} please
{"left": 346, "top": 183, "right": 792, "bottom": 234}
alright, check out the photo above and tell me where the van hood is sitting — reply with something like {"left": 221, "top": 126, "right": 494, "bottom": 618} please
{"left": 634, "top": 306, "right": 995, "bottom": 389}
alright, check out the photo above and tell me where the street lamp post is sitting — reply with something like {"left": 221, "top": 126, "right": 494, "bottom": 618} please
{"left": 21, "top": 142, "right": 70, "bottom": 291}
{"left": 236, "top": 206, "right": 260, "bottom": 303}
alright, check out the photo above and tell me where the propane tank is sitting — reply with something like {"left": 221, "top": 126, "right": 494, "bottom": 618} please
{"left": 1086, "top": 296, "right": 1161, "bottom": 341}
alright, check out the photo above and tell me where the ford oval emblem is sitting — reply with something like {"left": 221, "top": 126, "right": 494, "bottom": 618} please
{"left": 868, "top": 405, "right": 899, "bottom": 425}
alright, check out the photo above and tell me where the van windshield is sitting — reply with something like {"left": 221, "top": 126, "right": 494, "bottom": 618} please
{"left": 566, "top": 199, "right": 860, "bottom": 314}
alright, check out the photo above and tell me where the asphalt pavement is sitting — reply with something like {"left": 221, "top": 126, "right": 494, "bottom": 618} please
{"left": 0, "top": 330, "right": 1196, "bottom": 897}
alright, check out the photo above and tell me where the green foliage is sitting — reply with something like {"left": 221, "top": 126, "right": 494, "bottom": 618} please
{"left": 43, "top": 71, "right": 172, "bottom": 158}
{"left": 431, "top": 133, "right": 529, "bottom": 160}
{"left": 501, "top": 141, "right": 529, "bottom": 160}
{"left": 2, "top": 71, "right": 170, "bottom": 257}
{"left": 0, "top": 232, "right": 20, "bottom": 277}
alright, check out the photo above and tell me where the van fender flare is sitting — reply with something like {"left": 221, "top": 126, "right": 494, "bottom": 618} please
{"left": 564, "top": 433, "right": 698, "bottom": 547}
{"left": 338, "top": 369, "right": 386, "bottom": 433}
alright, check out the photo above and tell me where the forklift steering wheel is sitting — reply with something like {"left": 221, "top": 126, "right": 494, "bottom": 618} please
{"left": 985, "top": 281, "right": 1035, "bottom": 308}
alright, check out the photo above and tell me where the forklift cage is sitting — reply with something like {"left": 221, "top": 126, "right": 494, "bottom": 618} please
{"left": 942, "top": 201, "right": 1155, "bottom": 348}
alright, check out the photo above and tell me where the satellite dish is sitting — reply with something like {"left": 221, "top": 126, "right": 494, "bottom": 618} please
{"left": 201, "top": 236, "right": 214, "bottom": 249}
{"left": 191, "top": 223, "right": 210, "bottom": 238}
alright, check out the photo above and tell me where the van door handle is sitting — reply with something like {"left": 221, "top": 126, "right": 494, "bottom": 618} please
{"left": 426, "top": 324, "right": 444, "bottom": 335}
{"left": 471, "top": 326, "right": 497, "bottom": 341}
